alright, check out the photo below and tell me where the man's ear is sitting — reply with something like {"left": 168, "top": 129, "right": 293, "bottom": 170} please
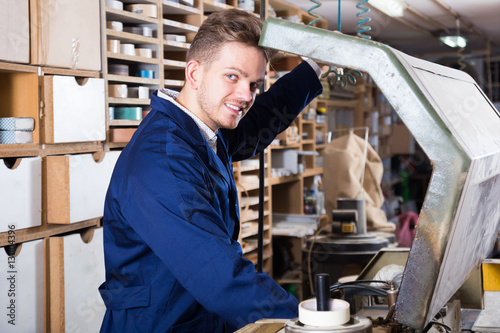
{"left": 185, "top": 60, "right": 202, "bottom": 89}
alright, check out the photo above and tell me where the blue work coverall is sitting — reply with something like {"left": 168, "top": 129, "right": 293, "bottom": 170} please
{"left": 99, "top": 61, "right": 322, "bottom": 332}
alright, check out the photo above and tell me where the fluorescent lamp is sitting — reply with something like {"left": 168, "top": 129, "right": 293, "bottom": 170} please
{"left": 369, "top": 0, "right": 405, "bottom": 17}
{"left": 439, "top": 35, "right": 467, "bottom": 48}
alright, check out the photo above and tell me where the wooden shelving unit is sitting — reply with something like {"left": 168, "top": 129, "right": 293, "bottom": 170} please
{"left": 1, "top": 1, "right": 335, "bottom": 329}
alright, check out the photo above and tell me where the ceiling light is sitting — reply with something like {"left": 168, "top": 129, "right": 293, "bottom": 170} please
{"left": 369, "top": 0, "right": 405, "bottom": 17}
{"left": 439, "top": 35, "right": 467, "bottom": 48}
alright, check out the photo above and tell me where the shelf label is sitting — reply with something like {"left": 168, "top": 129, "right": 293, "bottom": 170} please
{"left": 184, "top": 23, "right": 198, "bottom": 31}
{"left": 164, "top": 19, "right": 181, "bottom": 27}
{"left": 165, "top": 0, "right": 180, "bottom": 8}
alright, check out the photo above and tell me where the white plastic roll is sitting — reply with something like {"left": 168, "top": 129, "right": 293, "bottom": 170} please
{"left": 120, "top": 43, "right": 135, "bottom": 56}
{"left": 106, "top": 21, "right": 123, "bottom": 32}
{"left": 128, "top": 86, "right": 150, "bottom": 99}
{"left": 164, "top": 34, "right": 187, "bottom": 43}
{"left": 106, "top": 0, "right": 123, "bottom": 10}
{"left": 108, "top": 107, "right": 115, "bottom": 120}
{"left": 0, "top": 117, "right": 35, "bottom": 131}
{"left": 0, "top": 130, "right": 33, "bottom": 144}
{"left": 298, "top": 299, "right": 350, "bottom": 327}
{"left": 123, "top": 26, "right": 143, "bottom": 34}
{"left": 107, "top": 40, "right": 121, "bottom": 53}
{"left": 109, "top": 84, "right": 128, "bottom": 98}
{"left": 142, "top": 27, "right": 153, "bottom": 37}
{"left": 135, "top": 48, "right": 153, "bottom": 58}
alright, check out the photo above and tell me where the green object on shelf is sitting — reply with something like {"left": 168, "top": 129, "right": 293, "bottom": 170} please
{"left": 114, "top": 107, "right": 143, "bottom": 120}
{"left": 401, "top": 169, "right": 410, "bottom": 203}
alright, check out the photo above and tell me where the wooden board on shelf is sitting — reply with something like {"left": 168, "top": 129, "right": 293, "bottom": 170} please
{"left": 42, "top": 142, "right": 104, "bottom": 156}
{"left": 108, "top": 97, "right": 151, "bottom": 105}
{"left": 163, "top": 59, "right": 187, "bottom": 69}
{"left": 106, "top": 29, "right": 159, "bottom": 45}
{"left": 105, "top": 6, "right": 159, "bottom": 24}
{"left": 108, "top": 119, "right": 142, "bottom": 127}
{"left": 0, "top": 62, "right": 38, "bottom": 73}
{"left": 40, "top": 67, "right": 100, "bottom": 78}
{"left": 163, "top": 40, "right": 191, "bottom": 51}
{"left": 0, "top": 218, "right": 100, "bottom": 247}
{"left": 163, "top": 18, "right": 199, "bottom": 34}
{"left": 107, "top": 51, "right": 161, "bottom": 65}
{"left": 107, "top": 74, "right": 160, "bottom": 85}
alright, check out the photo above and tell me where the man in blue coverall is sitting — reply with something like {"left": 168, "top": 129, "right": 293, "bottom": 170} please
{"left": 99, "top": 8, "right": 323, "bottom": 332}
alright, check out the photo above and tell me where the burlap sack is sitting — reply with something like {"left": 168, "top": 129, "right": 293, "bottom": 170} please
{"left": 323, "top": 131, "right": 395, "bottom": 232}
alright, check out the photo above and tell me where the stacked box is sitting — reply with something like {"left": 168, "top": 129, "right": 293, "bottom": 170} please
{"left": 0, "top": 239, "right": 44, "bottom": 331}
{"left": 0, "top": 157, "right": 42, "bottom": 232}
{"left": 42, "top": 75, "right": 106, "bottom": 143}
{"left": 45, "top": 151, "right": 121, "bottom": 224}
{"left": 30, "top": 0, "right": 101, "bottom": 70}
{"left": 0, "top": 0, "right": 29, "bottom": 63}
{"left": 48, "top": 229, "right": 106, "bottom": 332}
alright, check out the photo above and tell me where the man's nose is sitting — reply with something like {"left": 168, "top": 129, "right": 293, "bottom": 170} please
{"left": 235, "top": 82, "right": 253, "bottom": 103}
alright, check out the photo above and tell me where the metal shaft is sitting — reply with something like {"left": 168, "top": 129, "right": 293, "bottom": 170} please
{"left": 315, "top": 273, "right": 330, "bottom": 311}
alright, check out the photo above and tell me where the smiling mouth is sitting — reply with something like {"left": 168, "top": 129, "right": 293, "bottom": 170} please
{"left": 224, "top": 102, "right": 246, "bottom": 115}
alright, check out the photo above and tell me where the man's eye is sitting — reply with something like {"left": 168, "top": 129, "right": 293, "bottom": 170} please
{"left": 227, "top": 74, "right": 237, "bottom": 80}
{"left": 250, "top": 83, "right": 259, "bottom": 91}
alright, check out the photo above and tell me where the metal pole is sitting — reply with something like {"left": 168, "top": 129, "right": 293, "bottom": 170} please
{"left": 256, "top": 0, "right": 267, "bottom": 274}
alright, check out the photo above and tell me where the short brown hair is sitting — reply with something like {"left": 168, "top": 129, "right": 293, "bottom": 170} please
{"left": 187, "top": 9, "right": 276, "bottom": 66}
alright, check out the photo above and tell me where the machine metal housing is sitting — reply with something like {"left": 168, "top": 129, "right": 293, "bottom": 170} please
{"left": 259, "top": 19, "right": 500, "bottom": 329}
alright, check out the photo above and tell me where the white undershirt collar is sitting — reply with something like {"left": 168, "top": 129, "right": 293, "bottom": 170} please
{"left": 158, "top": 88, "right": 218, "bottom": 154}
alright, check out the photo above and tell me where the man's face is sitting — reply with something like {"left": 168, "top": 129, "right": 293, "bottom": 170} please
{"left": 196, "top": 42, "right": 266, "bottom": 131}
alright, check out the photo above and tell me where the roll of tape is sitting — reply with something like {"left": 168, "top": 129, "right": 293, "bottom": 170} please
{"left": 135, "top": 48, "right": 153, "bottom": 58}
{"left": 0, "top": 130, "right": 33, "bottom": 144}
{"left": 108, "top": 107, "right": 115, "bottom": 120}
{"left": 123, "top": 26, "right": 153, "bottom": 37}
{"left": 114, "top": 107, "right": 143, "bottom": 120}
{"left": 123, "top": 26, "right": 142, "bottom": 34}
{"left": 138, "top": 86, "right": 150, "bottom": 99}
{"left": 128, "top": 86, "right": 150, "bottom": 99}
{"left": 106, "top": 21, "right": 123, "bottom": 32}
{"left": 125, "top": 4, "right": 157, "bottom": 18}
{"left": 164, "top": 34, "right": 187, "bottom": 43}
{"left": 142, "top": 26, "right": 153, "bottom": 37}
{"left": 107, "top": 40, "right": 121, "bottom": 53}
{"left": 298, "top": 299, "right": 350, "bottom": 327}
{"left": 0, "top": 117, "right": 35, "bottom": 131}
{"left": 106, "top": 0, "right": 123, "bottom": 10}
{"left": 120, "top": 43, "right": 136, "bottom": 56}
{"left": 108, "top": 64, "right": 129, "bottom": 76}
{"left": 137, "top": 70, "right": 154, "bottom": 78}
{"left": 109, "top": 84, "right": 128, "bottom": 98}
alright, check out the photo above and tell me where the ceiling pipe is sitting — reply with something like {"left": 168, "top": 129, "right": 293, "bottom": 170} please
{"left": 403, "top": 3, "right": 450, "bottom": 33}
{"left": 367, "top": 4, "right": 434, "bottom": 37}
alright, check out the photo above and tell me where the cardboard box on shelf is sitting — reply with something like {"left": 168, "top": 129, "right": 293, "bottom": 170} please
{"left": 41, "top": 75, "right": 106, "bottom": 143}
{"left": 0, "top": 0, "right": 30, "bottom": 63}
{"left": 30, "top": 0, "right": 101, "bottom": 71}
{"left": 47, "top": 229, "right": 105, "bottom": 332}
{"left": 0, "top": 157, "right": 42, "bottom": 232}
{"left": 390, "top": 124, "right": 415, "bottom": 155}
{"left": 45, "top": 151, "right": 120, "bottom": 224}
{"left": 0, "top": 239, "right": 44, "bottom": 332}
